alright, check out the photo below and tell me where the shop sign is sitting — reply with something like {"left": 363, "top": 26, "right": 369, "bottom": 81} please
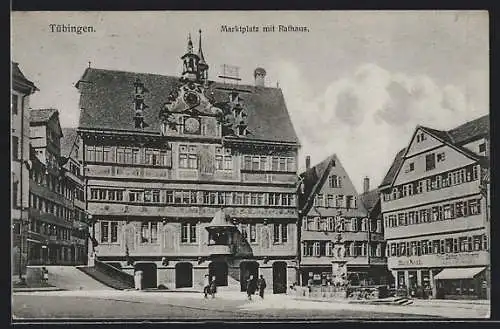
{"left": 397, "top": 258, "right": 423, "bottom": 266}
{"left": 437, "top": 253, "right": 482, "bottom": 266}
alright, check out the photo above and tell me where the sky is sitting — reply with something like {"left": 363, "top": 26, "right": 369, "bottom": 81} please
{"left": 11, "top": 11, "right": 489, "bottom": 193}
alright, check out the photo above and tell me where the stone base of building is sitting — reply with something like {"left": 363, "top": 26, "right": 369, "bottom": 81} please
{"left": 99, "top": 256, "right": 296, "bottom": 294}
{"left": 391, "top": 266, "right": 489, "bottom": 300}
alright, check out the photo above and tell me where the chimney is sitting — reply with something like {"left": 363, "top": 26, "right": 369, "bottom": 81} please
{"left": 306, "top": 156, "right": 311, "bottom": 170}
{"left": 363, "top": 176, "right": 370, "bottom": 193}
{"left": 254, "top": 67, "right": 266, "bottom": 87}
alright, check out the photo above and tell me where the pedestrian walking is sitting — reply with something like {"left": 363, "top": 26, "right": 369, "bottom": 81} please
{"left": 246, "top": 275, "right": 257, "bottom": 300}
{"left": 203, "top": 274, "right": 210, "bottom": 299}
{"left": 209, "top": 276, "right": 217, "bottom": 299}
{"left": 41, "top": 267, "right": 49, "bottom": 284}
{"left": 257, "top": 275, "right": 266, "bottom": 299}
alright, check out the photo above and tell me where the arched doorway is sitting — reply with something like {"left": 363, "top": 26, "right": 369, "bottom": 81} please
{"left": 175, "top": 262, "right": 193, "bottom": 288}
{"left": 134, "top": 263, "right": 157, "bottom": 289}
{"left": 240, "top": 261, "right": 259, "bottom": 291}
{"left": 273, "top": 261, "right": 287, "bottom": 294}
{"left": 209, "top": 261, "right": 228, "bottom": 286}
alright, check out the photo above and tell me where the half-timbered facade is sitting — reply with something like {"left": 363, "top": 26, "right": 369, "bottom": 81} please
{"left": 76, "top": 32, "right": 300, "bottom": 292}
{"left": 297, "top": 155, "right": 388, "bottom": 286}
{"left": 380, "top": 115, "right": 490, "bottom": 299}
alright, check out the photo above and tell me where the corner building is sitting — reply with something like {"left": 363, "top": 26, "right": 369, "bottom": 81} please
{"left": 12, "top": 62, "right": 38, "bottom": 277}
{"left": 379, "top": 115, "right": 490, "bottom": 299}
{"left": 76, "top": 33, "right": 299, "bottom": 292}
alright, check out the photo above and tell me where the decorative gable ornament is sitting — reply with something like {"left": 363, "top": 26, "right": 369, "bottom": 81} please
{"left": 132, "top": 78, "right": 150, "bottom": 129}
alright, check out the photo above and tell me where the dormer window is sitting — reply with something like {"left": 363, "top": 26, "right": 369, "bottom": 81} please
{"left": 416, "top": 132, "right": 427, "bottom": 143}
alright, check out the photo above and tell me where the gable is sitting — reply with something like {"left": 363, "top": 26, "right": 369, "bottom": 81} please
{"left": 394, "top": 143, "right": 478, "bottom": 186}
{"left": 405, "top": 127, "right": 444, "bottom": 158}
{"left": 77, "top": 68, "right": 299, "bottom": 143}
{"left": 317, "top": 157, "right": 359, "bottom": 197}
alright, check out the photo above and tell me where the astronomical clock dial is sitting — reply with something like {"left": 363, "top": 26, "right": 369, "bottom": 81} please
{"left": 183, "top": 91, "right": 200, "bottom": 107}
{"left": 184, "top": 117, "right": 201, "bottom": 134}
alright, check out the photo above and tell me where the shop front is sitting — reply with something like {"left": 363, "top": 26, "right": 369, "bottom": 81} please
{"left": 434, "top": 267, "right": 487, "bottom": 300}
{"left": 300, "top": 266, "right": 332, "bottom": 286}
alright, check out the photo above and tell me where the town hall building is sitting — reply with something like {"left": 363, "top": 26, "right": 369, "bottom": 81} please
{"left": 75, "top": 31, "right": 300, "bottom": 292}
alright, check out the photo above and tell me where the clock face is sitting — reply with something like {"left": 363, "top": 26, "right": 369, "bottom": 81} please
{"left": 184, "top": 117, "right": 201, "bottom": 134}
{"left": 183, "top": 91, "right": 200, "bottom": 107}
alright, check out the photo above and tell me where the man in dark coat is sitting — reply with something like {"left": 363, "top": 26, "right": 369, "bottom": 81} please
{"left": 246, "top": 275, "right": 257, "bottom": 300}
{"left": 257, "top": 275, "right": 267, "bottom": 299}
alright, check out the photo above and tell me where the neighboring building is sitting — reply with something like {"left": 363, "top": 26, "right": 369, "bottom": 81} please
{"left": 60, "top": 128, "right": 89, "bottom": 264}
{"left": 75, "top": 32, "right": 300, "bottom": 292}
{"left": 28, "top": 109, "right": 84, "bottom": 265}
{"left": 296, "top": 155, "right": 388, "bottom": 286}
{"left": 12, "top": 62, "right": 38, "bottom": 278}
{"left": 379, "top": 114, "right": 490, "bottom": 299}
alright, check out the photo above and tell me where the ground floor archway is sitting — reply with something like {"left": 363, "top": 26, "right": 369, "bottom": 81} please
{"left": 273, "top": 261, "right": 287, "bottom": 294}
{"left": 134, "top": 262, "right": 157, "bottom": 289}
{"left": 175, "top": 262, "right": 193, "bottom": 288}
{"left": 240, "top": 261, "right": 259, "bottom": 291}
{"left": 209, "top": 261, "right": 228, "bottom": 286}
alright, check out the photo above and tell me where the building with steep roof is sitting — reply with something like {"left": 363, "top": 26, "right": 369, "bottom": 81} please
{"left": 75, "top": 31, "right": 300, "bottom": 292}
{"left": 296, "top": 155, "right": 388, "bottom": 286}
{"left": 27, "top": 110, "right": 88, "bottom": 266}
{"left": 379, "top": 114, "right": 490, "bottom": 300}
{"left": 12, "top": 62, "right": 38, "bottom": 278}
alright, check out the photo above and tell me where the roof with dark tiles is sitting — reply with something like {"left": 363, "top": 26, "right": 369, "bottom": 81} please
{"left": 379, "top": 114, "right": 489, "bottom": 189}
{"left": 360, "top": 188, "right": 380, "bottom": 213}
{"left": 76, "top": 68, "right": 299, "bottom": 144}
{"left": 29, "top": 108, "right": 58, "bottom": 124}
{"left": 12, "top": 62, "right": 38, "bottom": 91}
{"left": 60, "top": 127, "right": 78, "bottom": 158}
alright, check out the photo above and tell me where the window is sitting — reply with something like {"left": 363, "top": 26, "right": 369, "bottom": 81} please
{"left": 313, "top": 242, "right": 320, "bottom": 257}
{"left": 273, "top": 223, "right": 288, "bottom": 243}
{"left": 408, "top": 162, "right": 415, "bottom": 172}
{"left": 12, "top": 136, "right": 19, "bottom": 161}
{"left": 327, "top": 217, "right": 335, "bottom": 231}
{"left": 346, "top": 195, "right": 354, "bottom": 209}
{"left": 111, "top": 222, "right": 118, "bottom": 243}
{"left": 329, "top": 175, "right": 342, "bottom": 188}
{"left": 12, "top": 181, "right": 18, "bottom": 208}
{"left": 437, "top": 152, "right": 446, "bottom": 162}
{"left": 325, "top": 242, "right": 334, "bottom": 257}
{"left": 128, "top": 191, "right": 142, "bottom": 202}
{"left": 101, "top": 222, "right": 109, "bottom": 242}
{"left": 181, "top": 222, "right": 197, "bottom": 243}
{"left": 302, "top": 242, "right": 313, "bottom": 257}
{"left": 249, "top": 224, "right": 256, "bottom": 243}
{"left": 12, "top": 94, "right": 18, "bottom": 114}
{"left": 468, "top": 199, "right": 481, "bottom": 215}
{"left": 179, "top": 145, "right": 198, "bottom": 169}
{"left": 479, "top": 143, "right": 486, "bottom": 153}
{"left": 152, "top": 190, "right": 160, "bottom": 203}
{"left": 425, "top": 153, "right": 436, "bottom": 171}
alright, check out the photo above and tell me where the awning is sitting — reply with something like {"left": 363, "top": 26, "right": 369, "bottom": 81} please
{"left": 27, "top": 238, "right": 43, "bottom": 244}
{"left": 434, "top": 267, "right": 485, "bottom": 280}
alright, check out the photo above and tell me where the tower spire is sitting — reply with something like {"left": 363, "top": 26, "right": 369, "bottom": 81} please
{"left": 187, "top": 33, "right": 193, "bottom": 53}
{"left": 198, "top": 29, "right": 206, "bottom": 63}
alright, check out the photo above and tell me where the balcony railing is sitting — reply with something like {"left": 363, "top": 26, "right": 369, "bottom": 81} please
{"left": 207, "top": 244, "right": 232, "bottom": 255}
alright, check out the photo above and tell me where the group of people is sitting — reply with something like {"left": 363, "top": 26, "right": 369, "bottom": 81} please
{"left": 245, "top": 274, "right": 266, "bottom": 300}
{"left": 203, "top": 274, "right": 267, "bottom": 300}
